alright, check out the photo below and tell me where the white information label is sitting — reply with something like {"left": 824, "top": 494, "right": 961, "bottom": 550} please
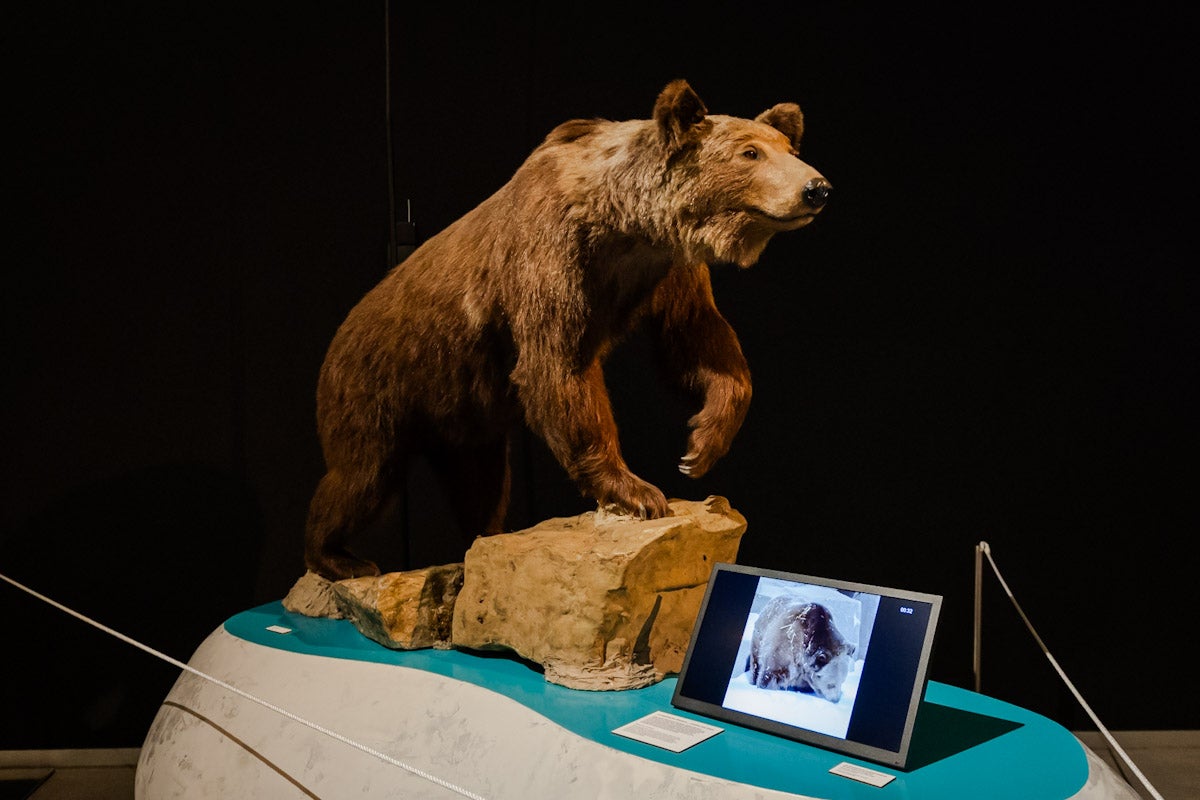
{"left": 265, "top": 624, "right": 292, "bottom": 634}
{"left": 612, "top": 711, "right": 723, "bottom": 753}
{"left": 829, "top": 761, "right": 896, "bottom": 787}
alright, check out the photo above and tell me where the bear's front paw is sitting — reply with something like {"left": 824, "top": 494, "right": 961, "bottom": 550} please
{"left": 680, "top": 409, "right": 740, "bottom": 478}
{"left": 679, "top": 432, "right": 728, "bottom": 479}
{"left": 678, "top": 449, "right": 716, "bottom": 478}
{"left": 598, "top": 475, "right": 671, "bottom": 519}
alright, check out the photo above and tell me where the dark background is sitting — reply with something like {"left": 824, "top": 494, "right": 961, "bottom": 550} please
{"left": 3, "top": 3, "right": 1195, "bottom": 749}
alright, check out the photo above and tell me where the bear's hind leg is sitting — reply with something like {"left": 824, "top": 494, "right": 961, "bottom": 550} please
{"left": 305, "top": 466, "right": 393, "bottom": 580}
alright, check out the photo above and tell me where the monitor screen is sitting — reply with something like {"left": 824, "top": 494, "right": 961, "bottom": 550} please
{"left": 671, "top": 562, "right": 942, "bottom": 769}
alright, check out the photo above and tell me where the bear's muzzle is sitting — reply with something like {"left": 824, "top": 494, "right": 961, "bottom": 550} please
{"left": 803, "top": 178, "right": 832, "bottom": 209}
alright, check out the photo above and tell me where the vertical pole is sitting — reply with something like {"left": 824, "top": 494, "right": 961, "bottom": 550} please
{"left": 973, "top": 541, "right": 984, "bottom": 692}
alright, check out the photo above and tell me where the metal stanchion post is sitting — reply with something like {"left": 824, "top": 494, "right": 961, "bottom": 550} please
{"left": 973, "top": 541, "right": 985, "bottom": 693}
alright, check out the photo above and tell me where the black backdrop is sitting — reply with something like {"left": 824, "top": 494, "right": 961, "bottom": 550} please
{"left": 3, "top": 4, "right": 1195, "bottom": 749}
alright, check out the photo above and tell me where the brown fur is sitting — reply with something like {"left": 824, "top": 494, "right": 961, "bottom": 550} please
{"left": 305, "top": 80, "right": 830, "bottom": 579}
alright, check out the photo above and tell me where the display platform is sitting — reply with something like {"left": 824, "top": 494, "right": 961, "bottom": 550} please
{"left": 135, "top": 602, "right": 1137, "bottom": 799}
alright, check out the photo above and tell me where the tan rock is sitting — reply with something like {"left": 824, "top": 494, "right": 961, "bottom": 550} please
{"left": 282, "top": 570, "right": 344, "bottom": 618}
{"left": 332, "top": 564, "right": 464, "bottom": 650}
{"left": 452, "top": 495, "right": 746, "bottom": 690}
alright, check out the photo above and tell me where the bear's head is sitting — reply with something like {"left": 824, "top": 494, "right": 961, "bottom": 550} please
{"left": 793, "top": 601, "right": 856, "bottom": 703}
{"left": 654, "top": 79, "right": 831, "bottom": 268}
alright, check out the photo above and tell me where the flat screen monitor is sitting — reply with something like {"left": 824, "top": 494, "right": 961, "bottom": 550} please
{"left": 671, "top": 562, "right": 942, "bottom": 769}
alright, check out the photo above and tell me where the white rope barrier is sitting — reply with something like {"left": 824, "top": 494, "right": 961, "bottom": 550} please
{"left": 5, "top": 550, "right": 1171, "bottom": 800}
{"left": 0, "top": 571, "right": 490, "bottom": 800}
{"left": 974, "top": 541, "right": 1164, "bottom": 800}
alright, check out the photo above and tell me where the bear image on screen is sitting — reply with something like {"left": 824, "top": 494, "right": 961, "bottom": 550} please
{"left": 721, "top": 577, "right": 880, "bottom": 739}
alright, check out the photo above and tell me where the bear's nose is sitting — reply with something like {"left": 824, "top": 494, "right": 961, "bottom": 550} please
{"left": 803, "top": 178, "right": 832, "bottom": 209}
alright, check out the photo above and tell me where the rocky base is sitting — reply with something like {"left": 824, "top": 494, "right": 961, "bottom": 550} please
{"left": 285, "top": 495, "right": 746, "bottom": 690}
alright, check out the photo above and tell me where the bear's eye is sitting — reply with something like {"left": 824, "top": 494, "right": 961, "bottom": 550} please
{"left": 741, "top": 146, "right": 759, "bottom": 160}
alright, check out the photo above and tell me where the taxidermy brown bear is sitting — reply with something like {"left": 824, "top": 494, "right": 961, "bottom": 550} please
{"left": 306, "top": 79, "right": 831, "bottom": 579}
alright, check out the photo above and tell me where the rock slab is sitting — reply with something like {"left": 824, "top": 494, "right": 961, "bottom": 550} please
{"left": 451, "top": 495, "right": 746, "bottom": 690}
{"left": 281, "top": 570, "right": 344, "bottom": 618}
{"left": 284, "top": 565, "right": 463, "bottom": 650}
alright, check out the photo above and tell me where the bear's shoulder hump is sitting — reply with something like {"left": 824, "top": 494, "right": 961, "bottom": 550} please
{"left": 543, "top": 117, "right": 606, "bottom": 147}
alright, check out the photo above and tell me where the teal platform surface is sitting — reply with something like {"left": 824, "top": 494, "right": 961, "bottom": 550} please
{"left": 225, "top": 602, "right": 1091, "bottom": 799}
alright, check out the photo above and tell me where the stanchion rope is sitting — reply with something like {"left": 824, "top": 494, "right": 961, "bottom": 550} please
{"left": 0, "top": 570, "right": 490, "bottom": 800}
{"left": 976, "top": 541, "right": 1164, "bottom": 800}
{"left": 5, "top": 551, "right": 1168, "bottom": 800}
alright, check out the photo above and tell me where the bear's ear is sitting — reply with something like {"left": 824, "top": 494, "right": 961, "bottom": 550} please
{"left": 755, "top": 102, "right": 805, "bottom": 149}
{"left": 654, "top": 79, "right": 708, "bottom": 150}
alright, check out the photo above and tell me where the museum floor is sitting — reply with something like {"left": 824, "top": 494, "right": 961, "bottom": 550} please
{"left": 0, "top": 731, "right": 1196, "bottom": 799}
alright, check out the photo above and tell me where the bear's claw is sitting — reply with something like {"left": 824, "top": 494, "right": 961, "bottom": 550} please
{"left": 679, "top": 450, "right": 716, "bottom": 478}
